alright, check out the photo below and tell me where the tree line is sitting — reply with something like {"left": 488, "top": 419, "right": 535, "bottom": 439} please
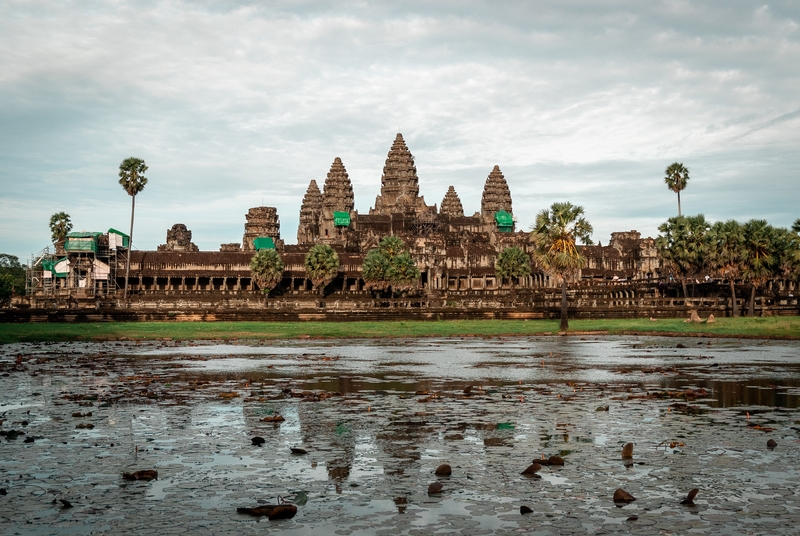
{"left": 656, "top": 215, "right": 800, "bottom": 316}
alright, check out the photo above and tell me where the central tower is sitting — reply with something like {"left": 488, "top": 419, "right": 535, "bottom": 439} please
{"left": 370, "top": 133, "right": 435, "bottom": 216}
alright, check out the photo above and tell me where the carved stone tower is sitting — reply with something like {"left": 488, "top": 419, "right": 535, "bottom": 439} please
{"left": 242, "top": 207, "right": 282, "bottom": 251}
{"left": 439, "top": 186, "right": 464, "bottom": 217}
{"left": 481, "top": 165, "right": 513, "bottom": 221}
{"left": 157, "top": 224, "right": 199, "bottom": 252}
{"left": 319, "top": 157, "right": 355, "bottom": 240}
{"left": 371, "top": 133, "right": 435, "bottom": 215}
{"left": 297, "top": 179, "right": 323, "bottom": 244}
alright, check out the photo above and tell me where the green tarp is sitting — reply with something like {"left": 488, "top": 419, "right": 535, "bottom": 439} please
{"left": 64, "top": 231, "right": 102, "bottom": 253}
{"left": 42, "top": 258, "right": 68, "bottom": 277}
{"left": 253, "top": 237, "right": 275, "bottom": 250}
{"left": 495, "top": 210, "right": 513, "bottom": 232}
{"left": 333, "top": 211, "right": 351, "bottom": 227}
{"left": 108, "top": 228, "right": 130, "bottom": 248}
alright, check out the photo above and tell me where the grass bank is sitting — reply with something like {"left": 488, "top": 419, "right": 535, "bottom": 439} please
{"left": 1, "top": 317, "right": 799, "bottom": 344}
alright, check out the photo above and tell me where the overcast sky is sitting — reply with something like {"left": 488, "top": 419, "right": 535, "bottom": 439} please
{"left": 1, "top": 0, "right": 799, "bottom": 260}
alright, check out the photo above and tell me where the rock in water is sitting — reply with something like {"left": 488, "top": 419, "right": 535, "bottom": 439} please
{"left": 548, "top": 456, "right": 565, "bottom": 466}
{"left": 521, "top": 463, "right": 542, "bottom": 475}
{"left": 434, "top": 464, "right": 452, "bottom": 476}
{"left": 122, "top": 470, "right": 158, "bottom": 481}
{"left": 767, "top": 439, "right": 778, "bottom": 449}
{"left": 681, "top": 488, "right": 699, "bottom": 505}
{"left": 290, "top": 447, "right": 308, "bottom": 455}
{"left": 621, "top": 443, "right": 634, "bottom": 459}
{"left": 251, "top": 436, "right": 265, "bottom": 446}
{"left": 520, "top": 505, "right": 533, "bottom": 515}
{"left": 267, "top": 505, "right": 298, "bottom": 520}
{"left": 613, "top": 489, "right": 636, "bottom": 503}
{"left": 427, "top": 481, "right": 443, "bottom": 494}
{"left": 237, "top": 504, "right": 297, "bottom": 520}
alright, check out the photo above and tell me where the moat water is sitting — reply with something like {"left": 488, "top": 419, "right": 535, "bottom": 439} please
{"left": 1, "top": 336, "right": 799, "bottom": 535}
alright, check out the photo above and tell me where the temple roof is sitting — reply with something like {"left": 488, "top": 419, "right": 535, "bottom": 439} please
{"left": 440, "top": 185, "right": 464, "bottom": 217}
{"left": 299, "top": 180, "right": 323, "bottom": 221}
{"left": 372, "top": 133, "right": 433, "bottom": 215}
{"left": 322, "top": 157, "right": 354, "bottom": 214}
{"left": 481, "top": 165, "right": 512, "bottom": 218}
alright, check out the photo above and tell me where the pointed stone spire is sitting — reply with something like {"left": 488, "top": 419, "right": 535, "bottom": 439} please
{"left": 297, "top": 179, "right": 323, "bottom": 244}
{"left": 481, "top": 165, "right": 512, "bottom": 219}
{"left": 440, "top": 185, "right": 464, "bottom": 217}
{"left": 372, "top": 133, "right": 433, "bottom": 215}
{"left": 322, "top": 157, "right": 354, "bottom": 214}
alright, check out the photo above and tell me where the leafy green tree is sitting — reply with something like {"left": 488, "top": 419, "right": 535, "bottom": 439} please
{"left": 793, "top": 219, "right": 800, "bottom": 234}
{"left": 656, "top": 215, "right": 710, "bottom": 298}
{"left": 49, "top": 212, "right": 73, "bottom": 250}
{"left": 664, "top": 162, "right": 690, "bottom": 217}
{"left": 249, "top": 249, "right": 285, "bottom": 294}
{"left": 305, "top": 244, "right": 339, "bottom": 295}
{"left": 362, "top": 248, "right": 391, "bottom": 291}
{"left": 495, "top": 246, "right": 532, "bottom": 291}
{"left": 362, "top": 236, "right": 419, "bottom": 296}
{"left": 0, "top": 254, "right": 25, "bottom": 305}
{"left": 741, "top": 219, "right": 778, "bottom": 317}
{"left": 118, "top": 157, "right": 148, "bottom": 299}
{"left": 386, "top": 251, "right": 420, "bottom": 294}
{"left": 708, "top": 220, "right": 745, "bottom": 317}
{"left": 531, "top": 202, "right": 593, "bottom": 331}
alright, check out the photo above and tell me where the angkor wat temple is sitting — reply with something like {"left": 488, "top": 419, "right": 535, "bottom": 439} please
{"left": 18, "top": 133, "right": 797, "bottom": 320}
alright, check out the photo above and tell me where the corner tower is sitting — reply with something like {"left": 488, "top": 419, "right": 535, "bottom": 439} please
{"left": 481, "top": 165, "right": 514, "bottom": 232}
{"left": 319, "top": 157, "right": 355, "bottom": 240}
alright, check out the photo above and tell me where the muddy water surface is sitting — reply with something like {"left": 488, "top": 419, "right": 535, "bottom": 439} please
{"left": 1, "top": 336, "right": 799, "bottom": 535}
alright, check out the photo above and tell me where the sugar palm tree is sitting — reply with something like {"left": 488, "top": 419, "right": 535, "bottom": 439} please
{"left": 495, "top": 246, "right": 532, "bottom": 291}
{"left": 531, "top": 202, "right": 593, "bottom": 331}
{"left": 664, "top": 162, "right": 690, "bottom": 217}
{"left": 741, "top": 219, "right": 777, "bottom": 317}
{"left": 708, "top": 220, "right": 745, "bottom": 317}
{"left": 362, "top": 236, "right": 420, "bottom": 296}
{"left": 656, "top": 215, "right": 710, "bottom": 298}
{"left": 385, "top": 251, "right": 420, "bottom": 295}
{"left": 118, "top": 157, "right": 148, "bottom": 299}
{"left": 49, "top": 212, "right": 73, "bottom": 253}
{"left": 249, "top": 249, "right": 285, "bottom": 295}
{"left": 305, "top": 244, "right": 339, "bottom": 295}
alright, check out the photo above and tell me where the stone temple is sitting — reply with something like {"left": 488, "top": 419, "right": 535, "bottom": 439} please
{"left": 25, "top": 133, "right": 669, "bottom": 302}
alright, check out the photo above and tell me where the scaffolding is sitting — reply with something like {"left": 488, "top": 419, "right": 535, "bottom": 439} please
{"left": 26, "top": 229, "right": 128, "bottom": 298}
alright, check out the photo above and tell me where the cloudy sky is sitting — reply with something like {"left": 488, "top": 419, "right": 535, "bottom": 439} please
{"left": 1, "top": 0, "right": 799, "bottom": 260}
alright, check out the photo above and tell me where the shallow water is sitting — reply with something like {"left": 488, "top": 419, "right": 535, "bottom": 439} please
{"left": 1, "top": 336, "right": 800, "bottom": 534}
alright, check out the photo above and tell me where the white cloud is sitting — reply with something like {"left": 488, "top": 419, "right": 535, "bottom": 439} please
{"left": 1, "top": 0, "right": 799, "bottom": 260}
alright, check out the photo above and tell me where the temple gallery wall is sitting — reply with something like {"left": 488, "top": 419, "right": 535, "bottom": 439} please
{"left": 14, "top": 134, "right": 799, "bottom": 320}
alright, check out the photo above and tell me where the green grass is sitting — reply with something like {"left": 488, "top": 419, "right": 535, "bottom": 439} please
{"left": 1, "top": 317, "right": 799, "bottom": 344}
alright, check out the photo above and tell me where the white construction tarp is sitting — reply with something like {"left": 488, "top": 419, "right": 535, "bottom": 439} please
{"left": 108, "top": 233, "right": 122, "bottom": 249}
{"left": 92, "top": 259, "right": 110, "bottom": 280}
{"left": 54, "top": 258, "right": 70, "bottom": 274}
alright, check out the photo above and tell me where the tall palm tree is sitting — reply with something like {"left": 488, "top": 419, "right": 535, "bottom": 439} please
{"left": 249, "top": 249, "right": 285, "bottom": 295}
{"left": 531, "top": 202, "right": 593, "bottom": 331}
{"left": 495, "top": 246, "right": 532, "bottom": 291}
{"left": 741, "top": 219, "right": 777, "bottom": 317}
{"left": 304, "top": 244, "right": 339, "bottom": 295}
{"left": 118, "top": 157, "right": 148, "bottom": 299}
{"left": 664, "top": 162, "right": 690, "bottom": 217}
{"left": 708, "top": 220, "right": 744, "bottom": 317}
{"left": 385, "top": 251, "right": 420, "bottom": 295}
{"left": 49, "top": 212, "right": 73, "bottom": 253}
{"left": 656, "top": 215, "right": 710, "bottom": 298}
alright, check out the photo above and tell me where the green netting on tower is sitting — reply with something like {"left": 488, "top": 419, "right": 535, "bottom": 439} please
{"left": 253, "top": 237, "right": 275, "bottom": 250}
{"left": 333, "top": 212, "right": 351, "bottom": 227}
{"left": 495, "top": 210, "right": 513, "bottom": 232}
